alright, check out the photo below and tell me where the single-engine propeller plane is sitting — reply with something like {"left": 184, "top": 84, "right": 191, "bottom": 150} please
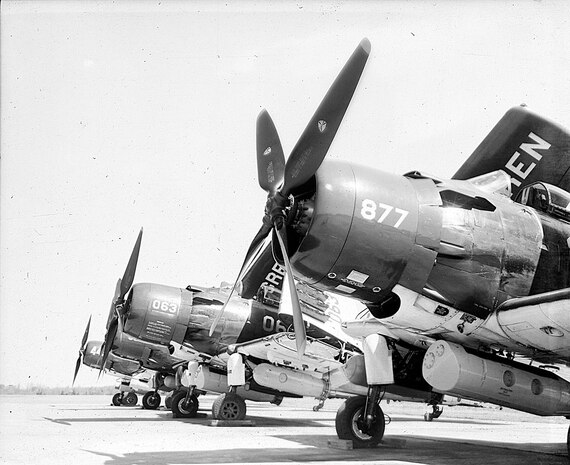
{"left": 230, "top": 37, "right": 570, "bottom": 449}
{"left": 73, "top": 315, "right": 179, "bottom": 408}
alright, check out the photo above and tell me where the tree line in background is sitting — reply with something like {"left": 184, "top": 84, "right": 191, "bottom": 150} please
{"left": 0, "top": 384, "right": 116, "bottom": 395}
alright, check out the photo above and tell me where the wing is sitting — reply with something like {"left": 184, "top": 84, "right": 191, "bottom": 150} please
{"left": 232, "top": 332, "right": 345, "bottom": 373}
{"left": 453, "top": 106, "right": 570, "bottom": 197}
{"left": 345, "top": 285, "right": 570, "bottom": 365}
{"left": 495, "top": 288, "right": 570, "bottom": 362}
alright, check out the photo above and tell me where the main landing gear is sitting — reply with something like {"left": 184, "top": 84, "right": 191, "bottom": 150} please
{"left": 142, "top": 391, "right": 161, "bottom": 410}
{"left": 336, "top": 334, "right": 393, "bottom": 447}
{"left": 335, "top": 395, "right": 386, "bottom": 447}
{"left": 171, "top": 389, "right": 199, "bottom": 418}
{"left": 211, "top": 392, "right": 247, "bottom": 421}
{"left": 111, "top": 391, "right": 138, "bottom": 406}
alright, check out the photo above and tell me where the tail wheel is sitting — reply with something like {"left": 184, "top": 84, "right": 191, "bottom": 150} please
{"left": 112, "top": 393, "right": 122, "bottom": 406}
{"left": 212, "top": 393, "right": 247, "bottom": 421}
{"left": 122, "top": 392, "right": 138, "bottom": 406}
{"left": 171, "top": 390, "right": 199, "bottom": 418}
{"left": 335, "top": 396, "right": 385, "bottom": 447}
{"left": 142, "top": 391, "right": 161, "bottom": 410}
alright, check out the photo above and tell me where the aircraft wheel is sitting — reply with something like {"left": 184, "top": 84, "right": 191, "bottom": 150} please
{"left": 122, "top": 392, "right": 138, "bottom": 406}
{"left": 335, "top": 396, "right": 385, "bottom": 447}
{"left": 567, "top": 424, "right": 570, "bottom": 458}
{"left": 112, "top": 393, "right": 122, "bottom": 406}
{"left": 165, "top": 395, "right": 173, "bottom": 410}
{"left": 424, "top": 412, "right": 434, "bottom": 422}
{"left": 212, "top": 393, "right": 246, "bottom": 421}
{"left": 142, "top": 391, "right": 161, "bottom": 410}
{"left": 171, "top": 391, "right": 199, "bottom": 418}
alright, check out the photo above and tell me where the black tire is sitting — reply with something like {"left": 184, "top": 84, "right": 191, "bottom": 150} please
{"left": 424, "top": 412, "right": 433, "bottom": 422}
{"left": 171, "top": 391, "right": 199, "bottom": 418}
{"left": 211, "top": 393, "right": 247, "bottom": 421}
{"left": 165, "top": 395, "right": 173, "bottom": 410}
{"left": 567, "top": 424, "right": 570, "bottom": 459}
{"left": 122, "top": 392, "right": 138, "bottom": 406}
{"left": 142, "top": 391, "right": 161, "bottom": 410}
{"left": 112, "top": 393, "right": 122, "bottom": 406}
{"left": 335, "top": 396, "right": 385, "bottom": 447}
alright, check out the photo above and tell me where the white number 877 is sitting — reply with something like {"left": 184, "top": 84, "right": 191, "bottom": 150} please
{"left": 360, "top": 199, "right": 408, "bottom": 229}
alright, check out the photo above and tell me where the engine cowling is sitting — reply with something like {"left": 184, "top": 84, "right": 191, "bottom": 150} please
{"left": 290, "top": 160, "right": 436, "bottom": 305}
{"left": 123, "top": 283, "right": 193, "bottom": 346}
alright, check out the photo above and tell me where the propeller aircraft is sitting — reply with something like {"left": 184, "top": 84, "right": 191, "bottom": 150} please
{"left": 229, "top": 37, "right": 570, "bottom": 449}
{"left": 89, "top": 228, "right": 445, "bottom": 421}
{"left": 74, "top": 317, "right": 178, "bottom": 408}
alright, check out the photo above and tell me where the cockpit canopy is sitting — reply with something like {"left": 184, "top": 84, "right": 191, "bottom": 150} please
{"left": 467, "top": 170, "right": 512, "bottom": 197}
{"left": 515, "top": 181, "right": 570, "bottom": 222}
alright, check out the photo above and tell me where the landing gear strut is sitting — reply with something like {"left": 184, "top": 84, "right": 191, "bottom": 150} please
{"left": 424, "top": 403, "right": 443, "bottom": 422}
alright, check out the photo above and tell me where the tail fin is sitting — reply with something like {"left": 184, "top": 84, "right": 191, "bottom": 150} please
{"left": 453, "top": 106, "right": 570, "bottom": 197}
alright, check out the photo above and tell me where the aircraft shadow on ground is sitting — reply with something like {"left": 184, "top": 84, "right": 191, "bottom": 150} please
{"left": 161, "top": 411, "right": 336, "bottom": 428}
{"left": 83, "top": 436, "right": 567, "bottom": 465}
{"left": 42, "top": 416, "right": 174, "bottom": 426}
{"left": 386, "top": 415, "right": 507, "bottom": 426}
{"left": 43, "top": 411, "right": 334, "bottom": 428}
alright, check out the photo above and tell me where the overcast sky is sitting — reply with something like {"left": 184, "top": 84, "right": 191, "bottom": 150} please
{"left": 1, "top": 0, "right": 569, "bottom": 387}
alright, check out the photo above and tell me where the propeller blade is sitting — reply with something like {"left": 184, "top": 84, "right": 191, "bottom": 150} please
{"left": 257, "top": 109, "right": 285, "bottom": 194}
{"left": 73, "top": 355, "right": 82, "bottom": 386}
{"left": 274, "top": 224, "right": 306, "bottom": 355}
{"left": 282, "top": 38, "right": 371, "bottom": 194}
{"left": 119, "top": 228, "right": 143, "bottom": 300}
{"left": 106, "top": 279, "right": 122, "bottom": 330}
{"left": 80, "top": 315, "right": 91, "bottom": 350}
{"left": 99, "top": 318, "right": 118, "bottom": 376}
{"left": 73, "top": 315, "right": 92, "bottom": 385}
{"left": 209, "top": 227, "right": 271, "bottom": 336}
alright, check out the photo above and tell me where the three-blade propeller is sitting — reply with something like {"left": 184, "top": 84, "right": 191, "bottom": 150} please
{"left": 72, "top": 315, "right": 92, "bottom": 385}
{"left": 210, "top": 39, "right": 371, "bottom": 354}
{"left": 99, "top": 228, "right": 143, "bottom": 376}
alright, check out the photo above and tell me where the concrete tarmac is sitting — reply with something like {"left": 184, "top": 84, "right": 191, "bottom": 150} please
{"left": 0, "top": 394, "right": 567, "bottom": 465}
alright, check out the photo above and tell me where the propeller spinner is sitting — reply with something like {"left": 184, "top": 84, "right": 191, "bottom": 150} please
{"left": 210, "top": 39, "right": 371, "bottom": 354}
{"left": 99, "top": 228, "right": 143, "bottom": 375}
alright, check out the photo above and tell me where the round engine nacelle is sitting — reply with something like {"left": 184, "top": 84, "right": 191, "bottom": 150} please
{"left": 422, "top": 340, "right": 570, "bottom": 416}
{"left": 290, "top": 160, "right": 437, "bottom": 304}
{"left": 123, "top": 283, "right": 193, "bottom": 346}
